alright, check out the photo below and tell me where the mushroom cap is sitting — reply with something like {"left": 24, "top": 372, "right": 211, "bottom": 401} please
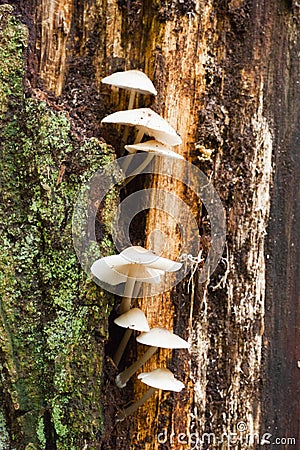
{"left": 137, "top": 368, "right": 185, "bottom": 392}
{"left": 101, "top": 70, "right": 157, "bottom": 96}
{"left": 91, "top": 246, "right": 181, "bottom": 286}
{"left": 125, "top": 140, "right": 184, "bottom": 160}
{"left": 101, "top": 108, "right": 182, "bottom": 146}
{"left": 136, "top": 327, "right": 190, "bottom": 349}
{"left": 91, "top": 255, "right": 162, "bottom": 285}
{"left": 121, "top": 246, "right": 182, "bottom": 272}
{"left": 114, "top": 308, "right": 150, "bottom": 332}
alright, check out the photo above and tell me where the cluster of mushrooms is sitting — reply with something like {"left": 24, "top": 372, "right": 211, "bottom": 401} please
{"left": 91, "top": 70, "right": 189, "bottom": 421}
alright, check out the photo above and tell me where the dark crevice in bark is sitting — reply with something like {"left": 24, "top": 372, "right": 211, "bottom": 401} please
{"left": 44, "top": 408, "right": 58, "bottom": 450}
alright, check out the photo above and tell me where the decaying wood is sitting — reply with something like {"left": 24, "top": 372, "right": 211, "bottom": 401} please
{"left": 37, "top": 0, "right": 73, "bottom": 95}
{"left": 1, "top": 0, "right": 299, "bottom": 449}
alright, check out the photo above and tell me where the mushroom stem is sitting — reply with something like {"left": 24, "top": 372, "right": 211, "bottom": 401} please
{"left": 134, "top": 128, "right": 145, "bottom": 144}
{"left": 128, "top": 90, "right": 136, "bottom": 110}
{"left": 122, "top": 91, "right": 137, "bottom": 143}
{"left": 116, "top": 387, "right": 156, "bottom": 421}
{"left": 118, "top": 274, "right": 136, "bottom": 314}
{"left": 113, "top": 328, "right": 133, "bottom": 367}
{"left": 116, "top": 345, "right": 158, "bottom": 388}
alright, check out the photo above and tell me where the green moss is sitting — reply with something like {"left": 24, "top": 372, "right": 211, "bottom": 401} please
{"left": 36, "top": 417, "right": 46, "bottom": 450}
{"left": 0, "top": 410, "right": 10, "bottom": 450}
{"left": 0, "top": 6, "right": 117, "bottom": 449}
{"left": 0, "top": 5, "right": 28, "bottom": 119}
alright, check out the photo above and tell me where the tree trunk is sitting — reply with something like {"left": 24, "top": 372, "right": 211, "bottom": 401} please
{"left": 0, "top": 1, "right": 299, "bottom": 450}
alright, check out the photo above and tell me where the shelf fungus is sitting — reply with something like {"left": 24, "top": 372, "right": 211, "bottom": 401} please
{"left": 116, "top": 368, "right": 185, "bottom": 421}
{"left": 113, "top": 308, "right": 150, "bottom": 367}
{"left": 115, "top": 327, "right": 189, "bottom": 388}
{"left": 91, "top": 246, "right": 182, "bottom": 313}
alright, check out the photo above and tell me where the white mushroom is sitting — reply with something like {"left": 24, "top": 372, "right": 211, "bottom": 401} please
{"left": 115, "top": 327, "right": 189, "bottom": 388}
{"left": 91, "top": 253, "right": 162, "bottom": 286}
{"left": 121, "top": 246, "right": 182, "bottom": 271}
{"left": 125, "top": 140, "right": 184, "bottom": 160}
{"left": 101, "top": 70, "right": 157, "bottom": 110}
{"left": 91, "top": 253, "right": 160, "bottom": 315}
{"left": 138, "top": 368, "right": 185, "bottom": 392}
{"left": 91, "top": 246, "right": 182, "bottom": 314}
{"left": 118, "top": 246, "right": 182, "bottom": 312}
{"left": 101, "top": 108, "right": 182, "bottom": 146}
{"left": 116, "top": 368, "right": 184, "bottom": 421}
{"left": 113, "top": 308, "right": 150, "bottom": 366}
{"left": 123, "top": 140, "right": 185, "bottom": 178}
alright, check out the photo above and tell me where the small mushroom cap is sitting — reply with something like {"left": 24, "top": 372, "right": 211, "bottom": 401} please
{"left": 101, "top": 70, "right": 157, "bottom": 96}
{"left": 121, "top": 246, "right": 182, "bottom": 272}
{"left": 137, "top": 368, "right": 185, "bottom": 392}
{"left": 125, "top": 140, "right": 184, "bottom": 160}
{"left": 114, "top": 308, "right": 150, "bottom": 332}
{"left": 136, "top": 327, "right": 190, "bottom": 349}
{"left": 101, "top": 108, "right": 182, "bottom": 146}
{"left": 91, "top": 254, "right": 162, "bottom": 285}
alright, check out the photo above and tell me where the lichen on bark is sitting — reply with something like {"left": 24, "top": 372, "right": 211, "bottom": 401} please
{"left": 0, "top": 6, "right": 117, "bottom": 449}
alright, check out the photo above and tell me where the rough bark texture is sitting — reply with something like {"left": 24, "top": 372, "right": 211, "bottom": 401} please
{"left": 0, "top": 1, "right": 299, "bottom": 450}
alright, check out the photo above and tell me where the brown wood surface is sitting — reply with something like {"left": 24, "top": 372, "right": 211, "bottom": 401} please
{"left": 1, "top": 0, "right": 299, "bottom": 449}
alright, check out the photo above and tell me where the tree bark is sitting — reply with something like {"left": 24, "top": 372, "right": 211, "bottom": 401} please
{"left": 0, "top": 1, "right": 299, "bottom": 450}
